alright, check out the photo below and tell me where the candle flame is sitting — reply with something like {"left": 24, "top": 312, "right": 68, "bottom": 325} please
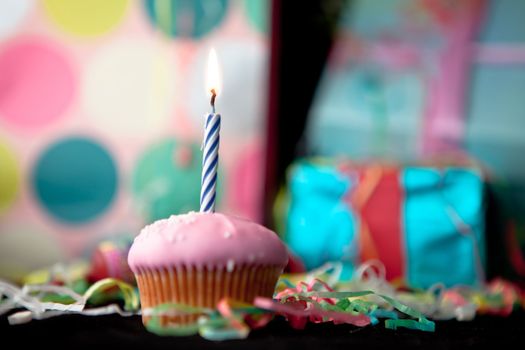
{"left": 206, "top": 48, "right": 222, "bottom": 96}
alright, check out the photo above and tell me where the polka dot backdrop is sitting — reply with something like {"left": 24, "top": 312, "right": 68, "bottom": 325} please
{"left": 0, "top": 0, "right": 33, "bottom": 39}
{"left": 0, "top": 0, "right": 270, "bottom": 280}
{"left": 143, "top": 0, "right": 229, "bottom": 38}
{"left": 0, "top": 37, "right": 76, "bottom": 130}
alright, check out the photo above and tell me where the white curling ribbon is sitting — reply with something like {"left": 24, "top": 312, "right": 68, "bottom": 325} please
{"left": 303, "top": 262, "right": 344, "bottom": 287}
{"left": 23, "top": 284, "right": 84, "bottom": 303}
{"left": 8, "top": 311, "right": 33, "bottom": 325}
{"left": 354, "top": 260, "right": 397, "bottom": 298}
{"left": 0, "top": 280, "right": 46, "bottom": 315}
{"left": 7, "top": 304, "right": 136, "bottom": 325}
{"left": 78, "top": 304, "right": 136, "bottom": 317}
{"left": 304, "top": 261, "right": 479, "bottom": 322}
{"left": 40, "top": 302, "right": 84, "bottom": 312}
{"left": 355, "top": 261, "right": 478, "bottom": 321}
{"left": 0, "top": 278, "right": 138, "bottom": 325}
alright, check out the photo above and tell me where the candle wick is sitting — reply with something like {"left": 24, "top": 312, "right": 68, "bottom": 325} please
{"left": 210, "top": 89, "right": 216, "bottom": 114}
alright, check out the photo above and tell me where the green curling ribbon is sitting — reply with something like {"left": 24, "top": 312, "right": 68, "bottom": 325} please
{"left": 84, "top": 278, "right": 139, "bottom": 311}
{"left": 385, "top": 319, "right": 436, "bottom": 332}
{"left": 143, "top": 303, "right": 251, "bottom": 340}
{"left": 199, "top": 325, "right": 248, "bottom": 341}
{"left": 199, "top": 314, "right": 249, "bottom": 341}
{"left": 143, "top": 303, "right": 209, "bottom": 336}
{"left": 278, "top": 285, "right": 435, "bottom": 332}
{"left": 293, "top": 290, "right": 375, "bottom": 299}
{"left": 276, "top": 278, "right": 296, "bottom": 289}
{"left": 141, "top": 281, "right": 436, "bottom": 339}
{"left": 378, "top": 294, "right": 435, "bottom": 332}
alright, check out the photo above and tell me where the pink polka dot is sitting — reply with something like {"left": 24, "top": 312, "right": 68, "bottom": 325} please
{"left": 0, "top": 37, "right": 75, "bottom": 130}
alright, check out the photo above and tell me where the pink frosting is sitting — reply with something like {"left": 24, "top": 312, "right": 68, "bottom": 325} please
{"left": 128, "top": 212, "right": 288, "bottom": 273}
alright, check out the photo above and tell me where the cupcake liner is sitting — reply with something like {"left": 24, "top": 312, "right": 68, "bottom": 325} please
{"left": 135, "top": 264, "right": 283, "bottom": 326}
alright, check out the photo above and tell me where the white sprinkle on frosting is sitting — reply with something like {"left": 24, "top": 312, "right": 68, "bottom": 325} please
{"left": 223, "top": 231, "right": 232, "bottom": 239}
{"left": 226, "top": 259, "right": 235, "bottom": 272}
{"left": 183, "top": 215, "right": 197, "bottom": 224}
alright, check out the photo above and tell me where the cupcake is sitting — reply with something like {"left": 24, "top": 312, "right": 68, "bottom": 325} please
{"left": 128, "top": 211, "right": 288, "bottom": 326}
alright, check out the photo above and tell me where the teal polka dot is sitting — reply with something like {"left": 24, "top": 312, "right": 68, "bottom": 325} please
{"left": 143, "top": 0, "right": 228, "bottom": 39}
{"left": 244, "top": 0, "right": 268, "bottom": 33}
{"left": 133, "top": 138, "right": 221, "bottom": 223}
{"left": 32, "top": 137, "right": 118, "bottom": 224}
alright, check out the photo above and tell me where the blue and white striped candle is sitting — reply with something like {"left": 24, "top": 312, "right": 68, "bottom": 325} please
{"left": 200, "top": 49, "right": 222, "bottom": 212}
{"left": 200, "top": 109, "right": 221, "bottom": 212}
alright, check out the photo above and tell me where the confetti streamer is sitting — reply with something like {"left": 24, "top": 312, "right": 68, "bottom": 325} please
{"left": 0, "top": 278, "right": 139, "bottom": 325}
{"left": 1, "top": 260, "right": 523, "bottom": 341}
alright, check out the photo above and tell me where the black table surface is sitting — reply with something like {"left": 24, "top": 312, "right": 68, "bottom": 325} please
{"left": 2, "top": 311, "right": 525, "bottom": 349}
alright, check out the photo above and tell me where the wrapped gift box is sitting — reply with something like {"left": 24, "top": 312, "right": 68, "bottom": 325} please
{"left": 284, "top": 159, "right": 486, "bottom": 288}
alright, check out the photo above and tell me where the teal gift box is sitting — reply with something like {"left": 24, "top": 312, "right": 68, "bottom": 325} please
{"left": 282, "top": 159, "right": 486, "bottom": 288}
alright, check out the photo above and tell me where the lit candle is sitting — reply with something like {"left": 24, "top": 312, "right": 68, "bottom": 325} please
{"left": 200, "top": 49, "right": 222, "bottom": 213}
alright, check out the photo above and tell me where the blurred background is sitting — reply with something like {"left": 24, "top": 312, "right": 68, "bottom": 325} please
{"left": 0, "top": 0, "right": 524, "bottom": 288}
{"left": 0, "top": 0, "right": 270, "bottom": 280}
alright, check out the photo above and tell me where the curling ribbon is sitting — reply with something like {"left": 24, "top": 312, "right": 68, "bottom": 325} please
{"left": 3, "top": 262, "right": 523, "bottom": 340}
{"left": 143, "top": 301, "right": 259, "bottom": 341}
{"left": 142, "top": 263, "right": 521, "bottom": 340}
{"left": 266, "top": 268, "right": 435, "bottom": 331}
{"left": 0, "top": 278, "right": 139, "bottom": 325}
{"left": 253, "top": 297, "right": 372, "bottom": 328}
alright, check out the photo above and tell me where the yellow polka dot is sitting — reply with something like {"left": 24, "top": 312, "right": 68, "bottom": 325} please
{"left": 0, "top": 140, "right": 19, "bottom": 212}
{"left": 43, "top": 0, "right": 129, "bottom": 37}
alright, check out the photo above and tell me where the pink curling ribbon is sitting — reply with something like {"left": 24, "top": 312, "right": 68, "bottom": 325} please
{"left": 254, "top": 297, "right": 371, "bottom": 329}
{"left": 216, "top": 298, "right": 250, "bottom": 333}
{"left": 482, "top": 278, "right": 522, "bottom": 316}
{"left": 258, "top": 278, "right": 371, "bottom": 329}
